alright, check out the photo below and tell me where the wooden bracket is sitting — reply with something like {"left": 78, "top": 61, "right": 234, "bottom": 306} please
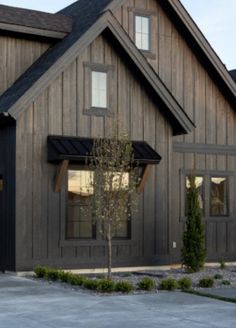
{"left": 137, "top": 165, "right": 151, "bottom": 193}
{"left": 54, "top": 160, "right": 69, "bottom": 192}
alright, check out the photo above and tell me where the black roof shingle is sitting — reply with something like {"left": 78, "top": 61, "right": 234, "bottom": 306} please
{"left": 0, "top": 4, "right": 73, "bottom": 32}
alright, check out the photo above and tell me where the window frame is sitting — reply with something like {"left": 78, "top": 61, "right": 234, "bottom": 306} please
{"left": 131, "top": 8, "right": 156, "bottom": 59}
{"left": 180, "top": 169, "right": 234, "bottom": 223}
{"left": 134, "top": 14, "right": 151, "bottom": 52}
{"left": 83, "top": 62, "right": 115, "bottom": 117}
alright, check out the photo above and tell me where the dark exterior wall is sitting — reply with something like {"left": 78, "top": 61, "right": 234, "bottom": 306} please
{"left": 0, "top": 123, "right": 16, "bottom": 271}
{"left": 113, "top": 0, "right": 236, "bottom": 262}
{"left": 15, "top": 33, "right": 173, "bottom": 271}
{"left": 0, "top": 35, "right": 52, "bottom": 96}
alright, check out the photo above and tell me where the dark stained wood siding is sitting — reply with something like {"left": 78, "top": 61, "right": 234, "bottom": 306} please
{"left": 0, "top": 35, "right": 52, "bottom": 96}
{"left": 15, "top": 33, "right": 173, "bottom": 270}
{"left": 113, "top": 0, "right": 236, "bottom": 262}
{"left": 0, "top": 123, "right": 16, "bottom": 271}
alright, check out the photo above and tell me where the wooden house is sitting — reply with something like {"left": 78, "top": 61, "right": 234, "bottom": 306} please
{"left": 0, "top": 0, "right": 236, "bottom": 272}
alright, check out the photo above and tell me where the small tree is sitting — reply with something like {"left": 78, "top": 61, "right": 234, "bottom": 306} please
{"left": 88, "top": 135, "right": 138, "bottom": 279}
{"left": 181, "top": 175, "right": 206, "bottom": 272}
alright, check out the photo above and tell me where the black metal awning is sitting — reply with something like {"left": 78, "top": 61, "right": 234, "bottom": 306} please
{"left": 47, "top": 135, "right": 162, "bottom": 165}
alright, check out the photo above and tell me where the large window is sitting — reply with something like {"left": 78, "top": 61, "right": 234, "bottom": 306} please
{"left": 184, "top": 173, "right": 230, "bottom": 220}
{"left": 135, "top": 15, "right": 150, "bottom": 51}
{"left": 66, "top": 169, "right": 131, "bottom": 240}
{"left": 91, "top": 71, "right": 107, "bottom": 108}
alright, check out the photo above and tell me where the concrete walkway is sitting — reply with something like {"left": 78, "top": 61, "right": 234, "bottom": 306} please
{"left": 0, "top": 274, "right": 236, "bottom": 328}
{"left": 201, "top": 287, "right": 236, "bottom": 299}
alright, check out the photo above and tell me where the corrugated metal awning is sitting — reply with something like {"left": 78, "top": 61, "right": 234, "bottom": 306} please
{"left": 47, "top": 135, "right": 162, "bottom": 165}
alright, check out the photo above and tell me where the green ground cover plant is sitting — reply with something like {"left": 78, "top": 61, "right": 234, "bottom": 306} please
{"left": 138, "top": 277, "right": 156, "bottom": 291}
{"left": 178, "top": 277, "right": 192, "bottom": 290}
{"left": 198, "top": 277, "right": 214, "bottom": 288}
{"left": 159, "top": 278, "right": 178, "bottom": 291}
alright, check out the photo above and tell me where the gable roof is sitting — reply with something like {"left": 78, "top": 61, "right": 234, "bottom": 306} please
{"left": 0, "top": 4, "right": 73, "bottom": 38}
{"left": 0, "top": 6, "right": 194, "bottom": 135}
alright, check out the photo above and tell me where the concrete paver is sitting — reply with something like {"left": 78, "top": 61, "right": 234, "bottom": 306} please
{"left": 0, "top": 274, "right": 236, "bottom": 328}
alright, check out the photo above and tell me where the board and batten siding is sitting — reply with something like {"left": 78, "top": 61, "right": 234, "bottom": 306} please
{"left": 0, "top": 35, "right": 52, "bottom": 96}
{"left": 15, "top": 33, "right": 173, "bottom": 270}
{"left": 113, "top": 0, "right": 236, "bottom": 261}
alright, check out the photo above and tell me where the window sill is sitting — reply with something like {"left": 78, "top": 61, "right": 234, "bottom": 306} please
{"left": 83, "top": 108, "right": 113, "bottom": 117}
{"left": 140, "top": 50, "right": 156, "bottom": 60}
{"left": 59, "top": 239, "right": 133, "bottom": 247}
{"left": 179, "top": 216, "right": 233, "bottom": 223}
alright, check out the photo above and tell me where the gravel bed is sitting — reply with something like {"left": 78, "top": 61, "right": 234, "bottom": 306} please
{"left": 31, "top": 265, "right": 236, "bottom": 296}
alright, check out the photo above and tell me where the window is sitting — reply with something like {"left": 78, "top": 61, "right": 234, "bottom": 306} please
{"left": 83, "top": 63, "right": 114, "bottom": 116}
{"left": 210, "top": 177, "right": 228, "bottom": 216}
{"left": 91, "top": 71, "right": 107, "bottom": 108}
{"left": 66, "top": 170, "right": 131, "bottom": 240}
{"left": 182, "top": 172, "right": 231, "bottom": 221}
{"left": 135, "top": 15, "right": 150, "bottom": 51}
{"left": 67, "top": 170, "right": 95, "bottom": 239}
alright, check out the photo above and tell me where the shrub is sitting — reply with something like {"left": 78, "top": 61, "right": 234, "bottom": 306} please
{"left": 159, "top": 278, "right": 178, "bottom": 291}
{"left": 219, "top": 259, "right": 226, "bottom": 270}
{"left": 198, "top": 277, "right": 214, "bottom": 288}
{"left": 181, "top": 176, "right": 206, "bottom": 272}
{"left": 83, "top": 279, "right": 99, "bottom": 290}
{"left": 138, "top": 277, "right": 156, "bottom": 291}
{"left": 97, "top": 279, "right": 116, "bottom": 293}
{"left": 58, "top": 270, "right": 70, "bottom": 283}
{"left": 67, "top": 273, "right": 86, "bottom": 286}
{"left": 34, "top": 266, "right": 47, "bottom": 278}
{"left": 115, "top": 281, "right": 134, "bottom": 293}
{"left": 178, "top": 277, "right": 192, "bottom": 290}
{"left": 222, "top": 280, "right": 231, "bottom": 286}
{"left": 45, "top": 268, "right": 59, "bottom": 281}
{"left": 214, "top": 273, "right": 223, "bottom": 280}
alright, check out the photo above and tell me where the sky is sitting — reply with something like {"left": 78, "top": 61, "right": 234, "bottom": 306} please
{"left": 0, "top": 0, "right": 235, "bottom": 69}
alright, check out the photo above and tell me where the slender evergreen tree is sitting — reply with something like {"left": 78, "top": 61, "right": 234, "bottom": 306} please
{"left": 181, "top": 175, "right": 206, "bottom": 272}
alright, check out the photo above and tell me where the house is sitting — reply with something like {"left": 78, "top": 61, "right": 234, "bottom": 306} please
{"left": 0, "top": 0, "right": 236, "bottom": 272}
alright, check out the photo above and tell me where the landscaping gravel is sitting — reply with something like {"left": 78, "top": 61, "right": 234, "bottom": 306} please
{"left": 32, "top": 265, "right": 236, "bottom": 295}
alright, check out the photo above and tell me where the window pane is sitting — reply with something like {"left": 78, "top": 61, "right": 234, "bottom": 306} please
{"left": 135, "top": 16, "right": 142, "bottom": 33}
{"left": 135, "top": 15, "right": 150, "bottom": 51}
{"left": 67, "top": 170, "right": 94, "bottom": 239}
{"left": 142, "top": 17, "right": 149, "bottom": 34}
{"left": 210, "top": 177, "right": 228, "bottom": 216}
{"left": 185, "top": 176, "right": 204, "bottom": 214}
{"left": 141, "top": 34, "right": 149, "bottom": 51}
{"left": 135, "top": 33, "right": 142, "bottom": 49}
{"left": 92, "top": 71, "right": 107, "bottom": 108}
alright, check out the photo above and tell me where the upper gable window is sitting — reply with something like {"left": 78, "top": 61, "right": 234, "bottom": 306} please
{"left": 92, "top": 71, "right": 107, "bottom": 108}
{"left": 135, "top": 15, "right": 150, "bottom": 51}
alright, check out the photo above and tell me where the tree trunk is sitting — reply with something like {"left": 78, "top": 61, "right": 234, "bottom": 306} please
{"left": 107, "top": 226, "right": 112, "bottom": 280}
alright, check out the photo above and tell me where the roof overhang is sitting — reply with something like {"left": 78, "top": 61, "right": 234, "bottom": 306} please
{"left": 47, "top": 135, "right": 162, "bottom": 165}
{"left": 0, "top": 22, "right": 68, "bottom": 40}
